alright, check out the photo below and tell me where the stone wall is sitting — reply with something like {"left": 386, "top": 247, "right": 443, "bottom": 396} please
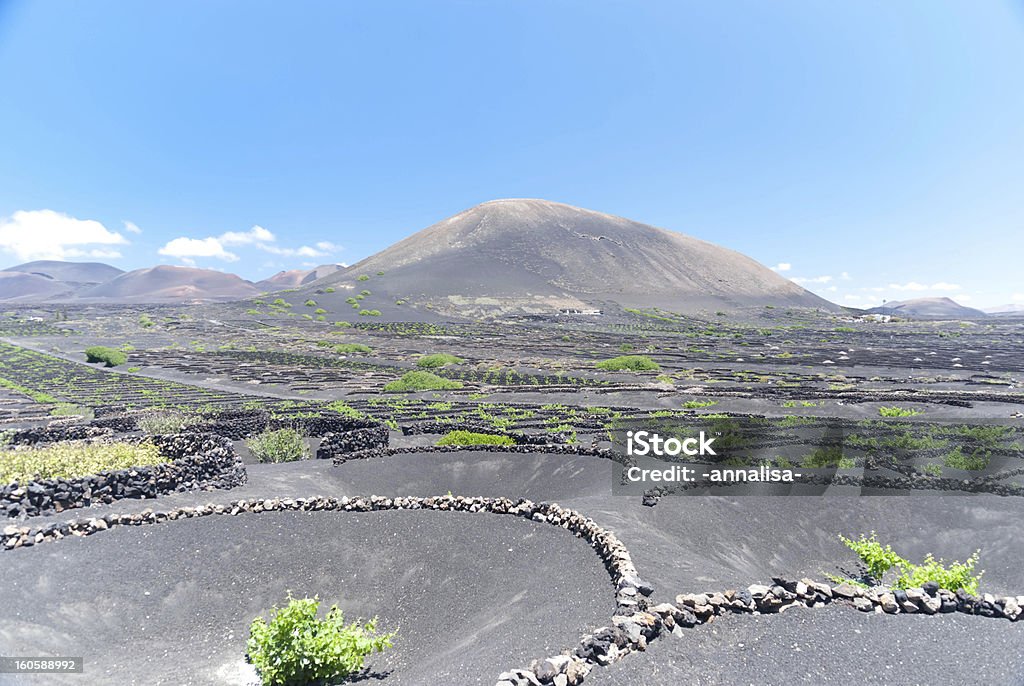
{"left": 1, "top": 433, "right": 245, "bottom": 519}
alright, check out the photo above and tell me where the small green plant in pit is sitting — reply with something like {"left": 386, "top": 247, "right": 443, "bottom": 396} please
{"left": 922, "top": 463, "right": 943, "bottom": 477}
{"left": 436, "top": 430, "right": 515, "bottom": 447}
{"left": 681, "top": 399, "right": 717, "bottom": 409}
{"left": 416, "top": 353, "right": 464, "bottom": 368}
{"left": 326, "top": 401, "right": 364, "bottom": 419}
{"left": 84, "top": 346, "right": 127, "bottom": 367}
{"left": 357, "top": 274, "right": 370, "bottom": 281}
{"left": 383, "top": 371, "right": 463, "bottom": 393}
{"left": 0, "top": 440, "right": 166, "bottom": 484}
{"left": 619, "top": 343, "right": 634, "bottom": 352}
{"left": 304, "top": 299, "right": 317, "bottom": 307}
{"left": 838, "top": 532, "right": 983, "bottom": 594}
{"left": 247, "top": 594, "right": 394, "bottom": 686}
{"left": 49, "top": 403, "right": 93, "bottom": 418}
{"left": 944, "top": 446, "right": 990, "bottom": 471}
{"left": 246, "top": 428, "right": 310, "bottom": 463}
{"left": 879, "top": 406, "right": 921, "bottom": 417}
{"left": 137, "top": 409, "right": 197, "bottom": 435}
{"left": 595, "top": 355, "right": 660, "bottom": 372}
{"left": 801, "top": 446, "right": 854, "bottom": 469}
{"left": 334, "top": 343, "right": 372, "bottom": 355}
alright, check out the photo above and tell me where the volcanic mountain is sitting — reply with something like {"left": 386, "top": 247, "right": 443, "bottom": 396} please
{"left": 3, "top": 260, "right": 125, "bottom": 284}
{"left": 77, "top": 265, "right": 260, "bottom": 302}
{"left": 867, "top": 297, "right": 987, "bottom": 319}
{"left": 256, "top": 263, "right": 345, "bottom": 291}
{"left": 0, "top": 260, "right": 126, "bottom": 301}
{"left": 302, "top": 199, "right": 837, "bottom": 316}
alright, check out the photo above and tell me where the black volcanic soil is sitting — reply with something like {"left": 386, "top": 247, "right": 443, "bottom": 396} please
{"left": 0, "top": 508, "right": 612, "bottom": 686}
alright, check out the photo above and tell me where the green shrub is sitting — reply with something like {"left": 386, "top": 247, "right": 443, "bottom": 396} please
{"left": 595, "top": 355, "right": 660, "bottom": 372}
{"left": 383, "top": 371, "right": 463, "bottom": 393}
{"left": 247, "top": 594, "right": 395, "bottom": 686}
{"left": 49, "top": 403, "right": 94, "bottom": 418}
{"left": 324, "top": 287, "right": 335, "bottom": 293}
{"left": 85, "top": 346, "right": 127, "bottom": 367}
{"left": 879, "top": 406, "right": 921, "bottom": 417}
{"left": 357, "top": 274, "right": 370, "bottom": 281}
{"left": 416, "top": 353, "right": 464, "bottom": 368}
{"left": 436, "top": 430, "right": 514, "bottom": 447}
{"left": 358, "top": 309, "right": 381, "bottom": 317}
{"left": 839, "top": 532, "right": 983, "bottom": 593}
{"left": 304, "top": 299, "right": 317, "bottom": 307}
{"left": 681, "top": 400, "right": 717, "bottom": 409}
{"left": 944, "top": 446, "right": 990, "bottom": 471}
{"left": 137, "top": 409, "right": 197, "bottom": 435}
{"left": 334, "top": 343, "right": 372, "bottom": 355}
{"left": 0, "top": 440, "right": 166, "bottom": 484}
{"left": 246, "top": 428, "right": 310, "bottom": 463}
{"left": 326, "top": 401, "right": 364, "bottom": 419}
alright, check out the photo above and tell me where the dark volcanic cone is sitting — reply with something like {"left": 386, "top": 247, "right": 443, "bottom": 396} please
{"left": 307, "top": 198, "right": 837, "bottom": 316}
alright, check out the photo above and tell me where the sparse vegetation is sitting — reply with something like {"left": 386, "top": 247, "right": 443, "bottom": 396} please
{"left": 595, "top": 355, "right": 660, "bottom": 372}
{"left": 435, "top": 430, "right": 515, "bottom": 447}
{"left": 838, "top": 532, "right": 983, "bottom": 593}
{"left": 247, "top": 594, "right": 394, "bottom": 686}
{"left": 0, "top": 440, "right": 167, "bottom": 484}
{"left": 246, "top": 428, "right": 310, "bottom": 463}
{"left": 85, "top": 346, "right": 128, "bottom": 367}
{"left": 334, "top": 343, "right": 373, "bottom": 355}
{"left": 879, "top": 406, "right": 922, "bottom": 417}
{"left": 416, "top": 353, "right": 464, "bottom": 368}
{"left": 383, "top": 371, "right": 463, "bottom": 392}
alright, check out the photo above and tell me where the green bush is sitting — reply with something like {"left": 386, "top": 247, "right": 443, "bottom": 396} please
{"left": 681, "top": 400, "right": 717, "bottom": 409}
{"left": 246, "top": 428, "right": 310, "bottom": 463}
{"left": 839, "top": 532, "right": 983, "bottom": 593}
{"left": 334, "top": 343, "right": 372, "bottom": 355}
{"left": 0, "top": 440, "right": 166, "bottom": 484}
{"left": 304, "top": 299, "right": 317, "bottom": 307}
{"left": 357, "top": 274, "right": 370, "bottom": 281}
{"left": 247, "top": 594, "right": 395, "bottom": 686}
{"left": 383, "top": 371, "right": 462, "bottom": 393}
{"left": 436, "top": 430, "right": 514, "bottom": 447}
{"left": 416, "top": 353, "right": 464, "bottom": 368}
{"left": 85, "top": 346, "right": 127, "bottom": 367}
{"left": 595, "top": 355, "right": 660, "bottom": 372}
{"left": 879, "top": 406, "right": 921, "bottom": 417}
{"left": 137, "top": 410, "right": 197, "bottom": 435}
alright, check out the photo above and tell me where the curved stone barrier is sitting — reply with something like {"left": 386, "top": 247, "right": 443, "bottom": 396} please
{"left": 0, "top": 493, "right": 650, "bottom": 684}
{"left": 331, "top": 443, "right": 632, "bottom": 467}
{"left": 1, "top": 433, "right": 245, "bottom": 519}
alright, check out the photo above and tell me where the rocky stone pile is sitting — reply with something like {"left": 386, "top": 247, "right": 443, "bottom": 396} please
{"left": 316, "top": 424, "right": 390, "bottom": 459}
{"left": 1, "top": 433, "right": 245, "bottom": 519}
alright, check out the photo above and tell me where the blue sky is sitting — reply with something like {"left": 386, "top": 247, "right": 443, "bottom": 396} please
{"left": 0, "top": 1, "right": 1022, "bottom": 308}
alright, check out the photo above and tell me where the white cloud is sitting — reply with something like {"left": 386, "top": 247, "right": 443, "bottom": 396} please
{"left": 123, "top": 221, "right": 142, "bottom": 235}
{"left": 771, "top": 262, "right": 791, "bottom": 272}
{"left": 791, "top": 275, "right": 833, "bottom": 285}
{"left": 158, "top": 224, "right": 339, "bottom": 264}
{"left": 1012, "top": 293, "right": 1024, "bottom": 303}
{"left": 953, "top": 294, "right": 973, "bottom": 302}
{"left": 0, "top": 210, "right": 128, "bottom": 262}
{"left": 841, "top": 294, "right": 862, "bottom": 302}
{"left": 840, "top": 272, "right": 851, "bottom": 280}
{"left": 221, "top": 225, "right": 275, "bottom": 246}
{"left": 825, "top": 286, "right": 837, "bottom": 292}
{"left": 158, "top": 236, "right": 239, "bottom": 262}
{"left": 887, "top": 281, "right": 961, "bottom": 292}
